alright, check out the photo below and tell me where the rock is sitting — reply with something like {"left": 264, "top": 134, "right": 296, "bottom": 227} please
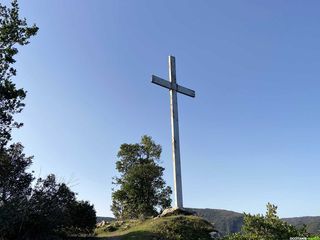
{"left": 96, "top": 220, "right": 109, "bottom": 227}
{"left": 209, "top": 230, "right": 221, "bottom": 238}
{"left": 160, "top": 207, "right": 195, "bottom": 217}
{"left": 114, "top": 220, "right": 124, "bottom": 227}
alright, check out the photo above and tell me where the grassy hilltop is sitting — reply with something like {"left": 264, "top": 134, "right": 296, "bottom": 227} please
{"left": 95, "top": 215, "right": 215, "bottom": 240}
{"left": 95, "top": 208, "right": 320, "bottom": 239}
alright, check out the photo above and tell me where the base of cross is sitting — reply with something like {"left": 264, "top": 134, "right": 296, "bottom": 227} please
{"left": 159, "top": 207, "right": 195, "bottom": 218}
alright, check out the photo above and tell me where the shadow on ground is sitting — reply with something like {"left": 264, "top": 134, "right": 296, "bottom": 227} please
{"left": 67, "top": 231, "right": 160, "bottom": 240}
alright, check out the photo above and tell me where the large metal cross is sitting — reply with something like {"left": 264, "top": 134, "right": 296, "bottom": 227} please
{"left": 151, "top": 56, "right": 195, "bottom": 209}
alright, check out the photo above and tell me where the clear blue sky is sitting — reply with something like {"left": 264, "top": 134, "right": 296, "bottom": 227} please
{"left": 8, "top": 0, "right": 320, "bottom": 218}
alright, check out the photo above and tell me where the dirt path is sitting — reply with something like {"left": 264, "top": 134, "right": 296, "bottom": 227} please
{"left": 92, "top": 237, "right": 122, "bottom": 240}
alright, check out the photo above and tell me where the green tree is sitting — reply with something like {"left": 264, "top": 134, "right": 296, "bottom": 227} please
{"left": 111, "top": 135, "right": 172, "bottom": 219}
{"left": 0, "top": 143, "right": 33, "bottom": 205}
{"left": 0, "top": 143, "right": 34, "bottom": 239}
{"left": 0, "top": 2, "right": 97, "bottom": 238}
{"left": 68, "top": 200, "right": 97, "bottom": 235}
{"left": 224, "top": 203, "right": 308, "bottom": 240}
{"left": 0, "top": 1, "right": 38, "bottom": 238}
{"left": 25, "top": 175, "right": 77, "bottom": 238}
{"left": 21, "top": 174, "right": 96, "bottom": 239}
{"left": 0, "top": 0, "right": 38, "bottom": 148}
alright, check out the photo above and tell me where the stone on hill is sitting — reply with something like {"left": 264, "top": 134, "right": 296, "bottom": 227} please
{"left": 160, "top": 207, "right": 195, "bottom": 217}
{"left": 96, "top": 220, "right": 109, "bottom": 228}
{"left": 209, "top": 230, "right": 221, "bottom": 238}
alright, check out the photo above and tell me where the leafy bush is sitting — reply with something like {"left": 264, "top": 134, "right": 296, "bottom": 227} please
{"left": 156, "top": 215, "right": 215, "bottom": 240}
{"left": 223, "top": 203, "right": 308, "bottom": 240}
{"left": 309, "top": 237, "right": 320, "bottom": 240}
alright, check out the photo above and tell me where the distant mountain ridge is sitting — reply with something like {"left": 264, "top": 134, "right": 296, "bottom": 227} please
{"left": 187, "top": 208, "right": 243, "bottom": 236}
{"left": 284, "top": 216, "right": 320, "bottom": 235}
{"left": 96, "top": 216, "right": 115, "bottom": 223}
{"left": 187, "top": 208, "right": 320, "bottom": 236}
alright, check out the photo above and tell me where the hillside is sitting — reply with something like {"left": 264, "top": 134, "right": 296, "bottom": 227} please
{"left": 283, "top": 216, "right": 320, "bottom": 235}
{"left": 95, "top": 215, "right": 215, "bottom": 239}
{"left": 98, "top": 208, "right": 320, "bottom": 237}
{"left": 188, "top": 208, "right": 243, "bottom": 236}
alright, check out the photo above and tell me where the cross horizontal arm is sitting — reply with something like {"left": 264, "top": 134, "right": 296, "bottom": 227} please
{"left": 152, "top": 75, "right": 171, "bottom": 89}
{"left": 177, "top": 85, "right": 195, "bottom": 98}
{"left": 152, "top": 75, "right": 195, "bottom": 98}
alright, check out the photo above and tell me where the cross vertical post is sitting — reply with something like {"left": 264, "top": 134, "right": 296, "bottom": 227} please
{"left": 151, "top": 55, "right": 195, "bottom": 209}
{"left": 169, "top": 56, "right": 183, "bottom": 208}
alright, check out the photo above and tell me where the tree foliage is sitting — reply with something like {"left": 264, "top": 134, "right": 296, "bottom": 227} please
{"left": 1, "top": 171, "right": 97, "bottom": 239}
{"left": 224, "top": 203, "right": 308, "bottom": 240}
{"left": 0, "top": 143, "right": 33, "bottom": 205}
{"left": 26, "top": 175, "right": 77, "bottom": 238}
{"left": 0, "top": 0, "right": 38, "bottom": 147}
{"left": 22, "top": 175, "right": 96, "bottom": 238}
{"left": 0, "top": 143, "right": 33, "bottom": 238}
{"left": 111, "top": 135, "right": 172, "bottom": 219}
{"left": 0, "top": 1, "right": 96, "bottom": 239}
{"left": 68, "top": 200, "right": 97, "bottom": 235}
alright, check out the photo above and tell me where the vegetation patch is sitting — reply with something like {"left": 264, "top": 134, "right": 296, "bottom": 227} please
{"left": 95, "top": 215, "right": 215, "bottom": 240}
{"left": 155, "top": 215, "right": 215, "bottom": 240}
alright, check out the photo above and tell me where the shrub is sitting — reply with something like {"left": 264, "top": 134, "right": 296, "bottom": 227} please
{"left": 156, "top": 215, "right": 214, "bottom": 240}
